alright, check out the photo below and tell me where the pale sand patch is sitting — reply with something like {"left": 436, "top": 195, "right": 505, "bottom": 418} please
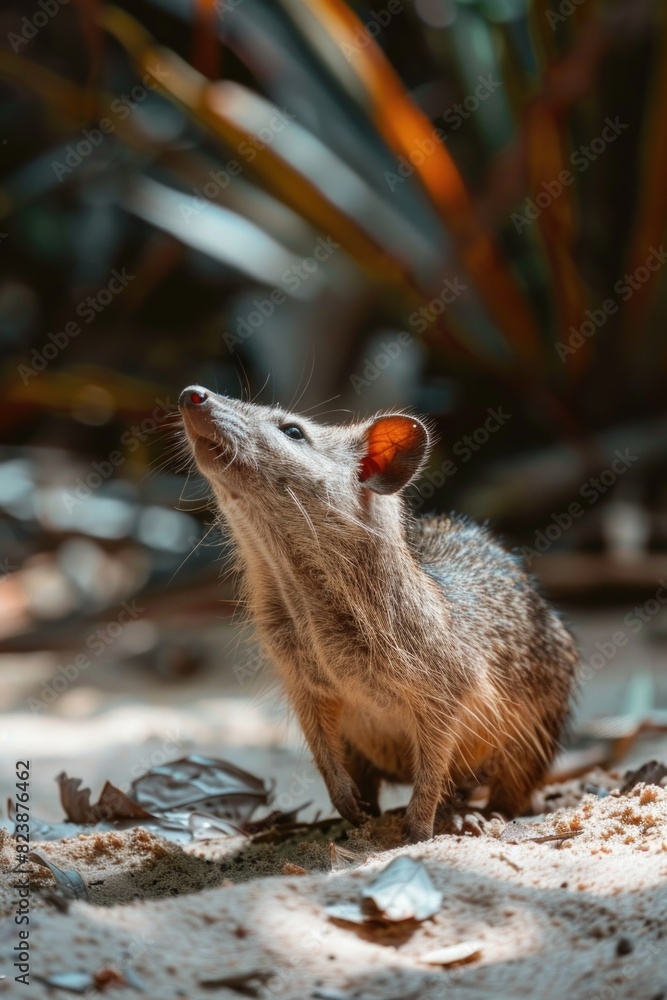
{"left": 2, "top": 777, "right": 667, "bottom": 999}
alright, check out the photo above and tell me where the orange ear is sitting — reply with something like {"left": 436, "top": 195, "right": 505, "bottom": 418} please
{"left": 359, "top": 415, "right": 429, "bottom": 495}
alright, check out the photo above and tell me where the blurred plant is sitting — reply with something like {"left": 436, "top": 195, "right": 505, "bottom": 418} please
{"left": 0, "top": 0, "right": 665, "bottom": 481}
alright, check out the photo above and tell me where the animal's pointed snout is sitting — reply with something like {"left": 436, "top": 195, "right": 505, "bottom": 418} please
{"left": 179, "top": 385, "right": 210, "bottom": 408}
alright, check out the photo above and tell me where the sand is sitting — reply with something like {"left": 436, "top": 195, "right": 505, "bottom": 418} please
{"left": 2, "top": 770, "right": 667, "bottom": 1000}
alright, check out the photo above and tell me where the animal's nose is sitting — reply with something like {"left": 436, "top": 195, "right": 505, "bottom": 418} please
{"left": 179, "top": 385, "right": 209, "bottom": 408}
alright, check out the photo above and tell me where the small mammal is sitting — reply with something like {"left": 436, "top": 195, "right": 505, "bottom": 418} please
{"left": 179, "top": 386, "right": 577, "bottom": 842}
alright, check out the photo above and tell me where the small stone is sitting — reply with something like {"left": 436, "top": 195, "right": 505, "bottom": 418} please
{"left": 616, "top": 937, "right": 634, "bottom": 956}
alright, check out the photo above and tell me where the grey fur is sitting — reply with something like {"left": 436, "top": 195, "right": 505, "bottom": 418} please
{"left": 179, "top": 389, "right": 578, "bottom": 842}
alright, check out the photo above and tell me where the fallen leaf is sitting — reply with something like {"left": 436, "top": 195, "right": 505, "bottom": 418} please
{"left": 52, "top": 758, "right": 274, "bottom": 842}
{"left": 56, "top": 772, "right": 108, "bottom": 823}
{"left": 130, "top": 755, "right": 268, "bottom": 821}
{"left": 57, "top": 773, "right": 154, "bottom": 824}
{"left": 419, "top": 940, "right": 483, "bottom": 965}
{"left": 188, "top": 811, "right": 247, "bottom": 840}
{"left": 29, "top": 851, "right": 88, "bottom": 901}
{"left": 620, "top": 760, "right": 667, "bottom": 794}
{"left": 361, "top": 857, "right": 442, "bottom": 922}
{"left": 96, "top": 781, "right": 155, "bottom": 820}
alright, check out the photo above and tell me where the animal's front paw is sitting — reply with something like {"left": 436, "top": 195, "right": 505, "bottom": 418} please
{"left": 403, "top": 820, "right": 433, "bottom": 844}
{"left": 402, "top": 813, "right": 434, "bottom": 843}
{"left": 330, "top": 782, "right": 368, "bottom": 826}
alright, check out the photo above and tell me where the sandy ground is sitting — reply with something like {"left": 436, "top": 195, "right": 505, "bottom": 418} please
{"left": 1, "top": 773, "right": 667, "bottom": 1000}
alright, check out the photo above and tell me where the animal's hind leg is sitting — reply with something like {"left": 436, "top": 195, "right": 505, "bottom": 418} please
{"left": 345, "top": 746, "right": 382, "bottom": 817}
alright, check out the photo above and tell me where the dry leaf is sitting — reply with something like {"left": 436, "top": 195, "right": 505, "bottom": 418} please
{"left": 29, "top": 851, "right": 88, "bottom": 901}
{"left": 620, "top": 760, "right": 667, "bottom": 794}
{"left": 327, "top": 857, "right": 442, "bottom": 925}
{"left": 57, "top": 773, "right": 154, "bottom": 824}
{"left": 130, "top": 754, "right": 268, "bottom": 821}
{"left": 95, "top": 781, "right": 155, "bottom": 820}
{"left": 361, "top": 856, "right": 442, "bottom": 922}
{"left": 55, "top": 774, "right": 99, "bottom": 824}
{"left": 188, "top": 811, "right": 247, "bottom": 840}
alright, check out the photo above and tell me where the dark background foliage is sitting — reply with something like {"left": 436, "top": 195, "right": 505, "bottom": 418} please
{"left": 0, "top": 0, "right": 665, "bottom": 653}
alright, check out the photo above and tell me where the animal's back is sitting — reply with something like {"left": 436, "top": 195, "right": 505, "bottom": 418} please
{"left": 407, "top": 512, "right": 577, "bottom": 814}
{"left": 410, "top": 512, "right": 577, "bottom": 685}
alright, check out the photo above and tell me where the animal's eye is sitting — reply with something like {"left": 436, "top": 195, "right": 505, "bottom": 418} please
{"left": 280, "top": 424, "right": 306, "bottom": 441}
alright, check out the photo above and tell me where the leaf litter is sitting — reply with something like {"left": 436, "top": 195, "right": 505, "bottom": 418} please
{"left": 47, "top": 755, "right": 308, "bottom": 844}
{"left": 327, "top": 856, "right": 442, "bottom": 925}
{"left": 9, "top": 760, "right": 667, "bottom": 997}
